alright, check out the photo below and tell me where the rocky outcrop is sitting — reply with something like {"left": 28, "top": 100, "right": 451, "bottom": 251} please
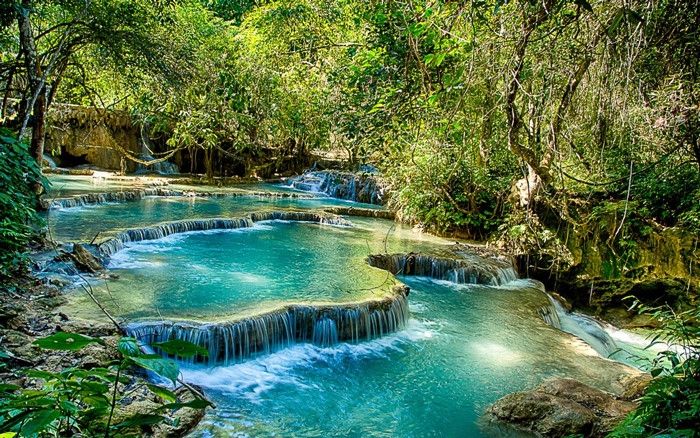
{"left": 70, "top": 243, "right": 104, "bottom": 273}
{"left": 45, "top": 104, "right": 140, "bottom": 171}
{"left": 285, "top": 170, "right": 387, "bottom": 204}
{"left": 519, "top": 212, "right": 699, "bottom": 327}
{"left": 367, "top": 252, "right": 517, "bottom": 286}
{"left": 485, "top": 378, "right": 640, "bottom": 437}
{"left": 324, "top": 206, "right": 396, "bottom": 220}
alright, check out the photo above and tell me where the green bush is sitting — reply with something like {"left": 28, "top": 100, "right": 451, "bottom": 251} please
{"left": 0, "top": 333, "right": 210, "bottom": 437}
{"left": 611, "top": 301, "right": 700, "bottom": 437}
{"left": 0, "top": 129, "right": 45, "bottom": 279}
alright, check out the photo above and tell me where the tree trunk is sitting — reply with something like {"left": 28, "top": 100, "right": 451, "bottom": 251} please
{"left": 30, "top": 86, "right": 47, "bottom": 165}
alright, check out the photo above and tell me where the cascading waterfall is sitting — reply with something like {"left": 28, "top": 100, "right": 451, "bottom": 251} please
{"left": 541, "top": 294, "right": 619, "bottom": 358}
{"left": 126, "top": 290, "right": 409, "bottom": 365}
{"left": 98, "top": 211, "right": 352, "bottom": 256}
{"left": 135, "top": 136, "right": 179, "bottom": 175}
{"left": 285, "top": 170, "right": 386, "bottom": 205}
{"left": 42, "top": 188, "right": 180, "bottom": 209}
{"left": 366, "top": 253, "right": 517, "bottom": 286}
{"left": 43, "top": 187, "right": 313, "bottom": 210}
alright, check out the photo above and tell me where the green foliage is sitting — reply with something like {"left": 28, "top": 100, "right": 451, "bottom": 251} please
{"left": 0, "top": 129, "right": 45, "bottom": 279}
{"left": 0, "top": 333, "right": 210, "bottom": 437}
{"left": 633, "top": 163, "right": 700, "bottom": 230}
{"left": 611, "top": 301, "right": 700, "bottom": 437}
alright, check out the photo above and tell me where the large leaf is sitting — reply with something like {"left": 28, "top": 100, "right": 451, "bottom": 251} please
{"left": 146, "top": 384, "right": 177, "bottom": 403}
{"left": 158, "top": 398, "right": 212, "bottom": 412}
{"left": 20, "top": 409, "right": 61, "bottom": 436}
{"left": 111, "top": 414, "right": 167, "bottom": 430}
{"left": 128, "top": 355, "right": 179, "bottom": 384}
{"left": 117, "top": 337, "right": 141, "bottom": 357}
{"left": 152, "top": 340, "right": 209, "bottom": 358}
{"left": 33, "top": 332, "right": 100, "bottom": 351}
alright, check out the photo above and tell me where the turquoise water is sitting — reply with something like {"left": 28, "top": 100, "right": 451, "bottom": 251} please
{"left": 183, "top": 278, "right": 634, "bottom": 437}
{"left": 63, "top": 219, "right": 448, "bottom": 322}
{"left": 67, "top": 221, "right": 401, "bottom": 321}
{"left": 52, "top": 175, "right": 642, "bottom": 437}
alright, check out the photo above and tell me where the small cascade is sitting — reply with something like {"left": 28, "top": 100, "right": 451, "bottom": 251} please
{"left": 285, "top": 170, "right": 386, "bottom": 205}
{"left": 249, "top": 210, "right": 353, "bottom": 227}
{"left": 135, "top": 137, "right": 179, "bottom": 175}
{"left": 43, "top": 188, "right": 315, "bottom": 210}
{"left": 367, "top": 253, "right": 517, "bottom": 286}
{"left": 538, "top": 304, "right": 562, "bottom": 329}
{"left": 98, "top": 217, "right": 254, "bottom": 256}
{"left": 42, "top": 188, "right": 181, "bottom": 210}
{"left": 97, "top": 211, "right": 351, "bottom": 256}
{"left": 42, "top": 154, "right": 58, "bottom": 169}
{"left": 126, "top": 292, "right": 409, "bottom": 365}
{"left": 313, "top": 318, "right": 339, "bottom": 347}
{"left": 543, "top": 295, "right": 619, "bottom": 358}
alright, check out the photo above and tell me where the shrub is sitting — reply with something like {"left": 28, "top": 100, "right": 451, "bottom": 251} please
{"left": 0, "top": 129, "right": 45, "bottom": 279}
{"left": 611, "top": 301, "right": 700, "bottom": 437}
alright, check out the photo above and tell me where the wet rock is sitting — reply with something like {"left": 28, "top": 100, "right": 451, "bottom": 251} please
{"left": 618, "top": 374, "right": 652, "bottom": 401}
{"left": 485, "top": 378, "right": 637, "bottom": 437}
{"left": 71, "top": 243, "right": 104, "bottom": 273}
{"left": 152, "top": 386, "right": 207, "bottom": 437}
{"left": 0, "top": 302, "right": 22, "bottom": 325}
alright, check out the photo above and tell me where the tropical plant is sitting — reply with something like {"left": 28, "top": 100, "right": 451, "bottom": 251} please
{"left": 0, "top": 332, "right": 210, "bottom": 437}
{"left": 611, "top": 301, "right": 700, "bottom": 437}
{"left": 0, "top": 129, "right": 44, "bottom": 278}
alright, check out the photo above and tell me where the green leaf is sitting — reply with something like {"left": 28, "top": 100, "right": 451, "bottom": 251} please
{"left": 111, "top": 414, "right": 167, "bottom": 430}
{"left": 153, "top": 340, "right": 209, "bottom": 358}
{"left": 146, "top": 384, "right": 177, "bottom": 403}
{"left": 158, "top": 398, "right": 212, "bottom": 411}
{"left": 117, "top": 337, "right": 142, "bottom": 357}
{"left": 20, "top": 409, "right": 61, "bottom": 436}
{"left": 33, "top": 332, "right": 100, "bottom": 351}
{"left": 128, "top": 355, "right": 179, "bottom": 384}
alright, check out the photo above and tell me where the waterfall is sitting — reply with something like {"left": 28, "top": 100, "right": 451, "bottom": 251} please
{"left": 42, "top": 154, "right": 58, "bottom": 169}
{"left": 285, "top": 170, "right": 386, "bottom": 205}
{"left": 542, "top": 295, "right": 619, "bottom": 357}
{"left": 366, "top": 253, "right": 517, "bottom": 286}
{"left": 135, "top": 136, "right": 179, "bottom": 175}
{"left": 43, "top": 187, "right": 314, "bottom": 210}
{"left": 126, "top": 292, "right": 409, "bottom": 365}
{"left": 97, "top": 211, "right": 352, "bottom": 256}
{"left": 41, "top": 188, "right": 182, "bottom": 210}
{"left": 313, "top": 318, "right": 339, "bottom": 347}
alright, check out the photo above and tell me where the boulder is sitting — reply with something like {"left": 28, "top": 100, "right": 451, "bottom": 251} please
{"left": 71, "top": 243, "right": 104, "bottom": 273}
{"left": 485, "top": 378, "right": 637, "bottom": 437}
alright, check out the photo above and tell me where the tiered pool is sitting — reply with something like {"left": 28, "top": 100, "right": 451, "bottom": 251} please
{"left": 46, "top": 174, "right": 644, "bottom": 437}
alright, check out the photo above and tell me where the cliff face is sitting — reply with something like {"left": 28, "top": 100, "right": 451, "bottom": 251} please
{"left": 44, "top": 104, "right": 140, "bottom": 171}
{"left": 521, "top": 219, "right": 699, "bottom": 327}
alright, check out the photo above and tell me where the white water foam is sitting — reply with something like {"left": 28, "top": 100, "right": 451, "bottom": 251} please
{"left": 180, "top": 319, "right": 434, "bottom": 401}
{"left": 107, "top": 224, "right": 272, "bottom": 269}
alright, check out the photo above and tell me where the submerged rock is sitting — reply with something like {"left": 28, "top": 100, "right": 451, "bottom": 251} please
{"left": 485, "top": 378, "right": 637, "bottom": 437}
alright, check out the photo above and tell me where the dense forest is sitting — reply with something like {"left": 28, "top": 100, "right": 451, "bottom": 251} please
{"left": 1, "top": 0, "right": 699, "bottom": 436}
